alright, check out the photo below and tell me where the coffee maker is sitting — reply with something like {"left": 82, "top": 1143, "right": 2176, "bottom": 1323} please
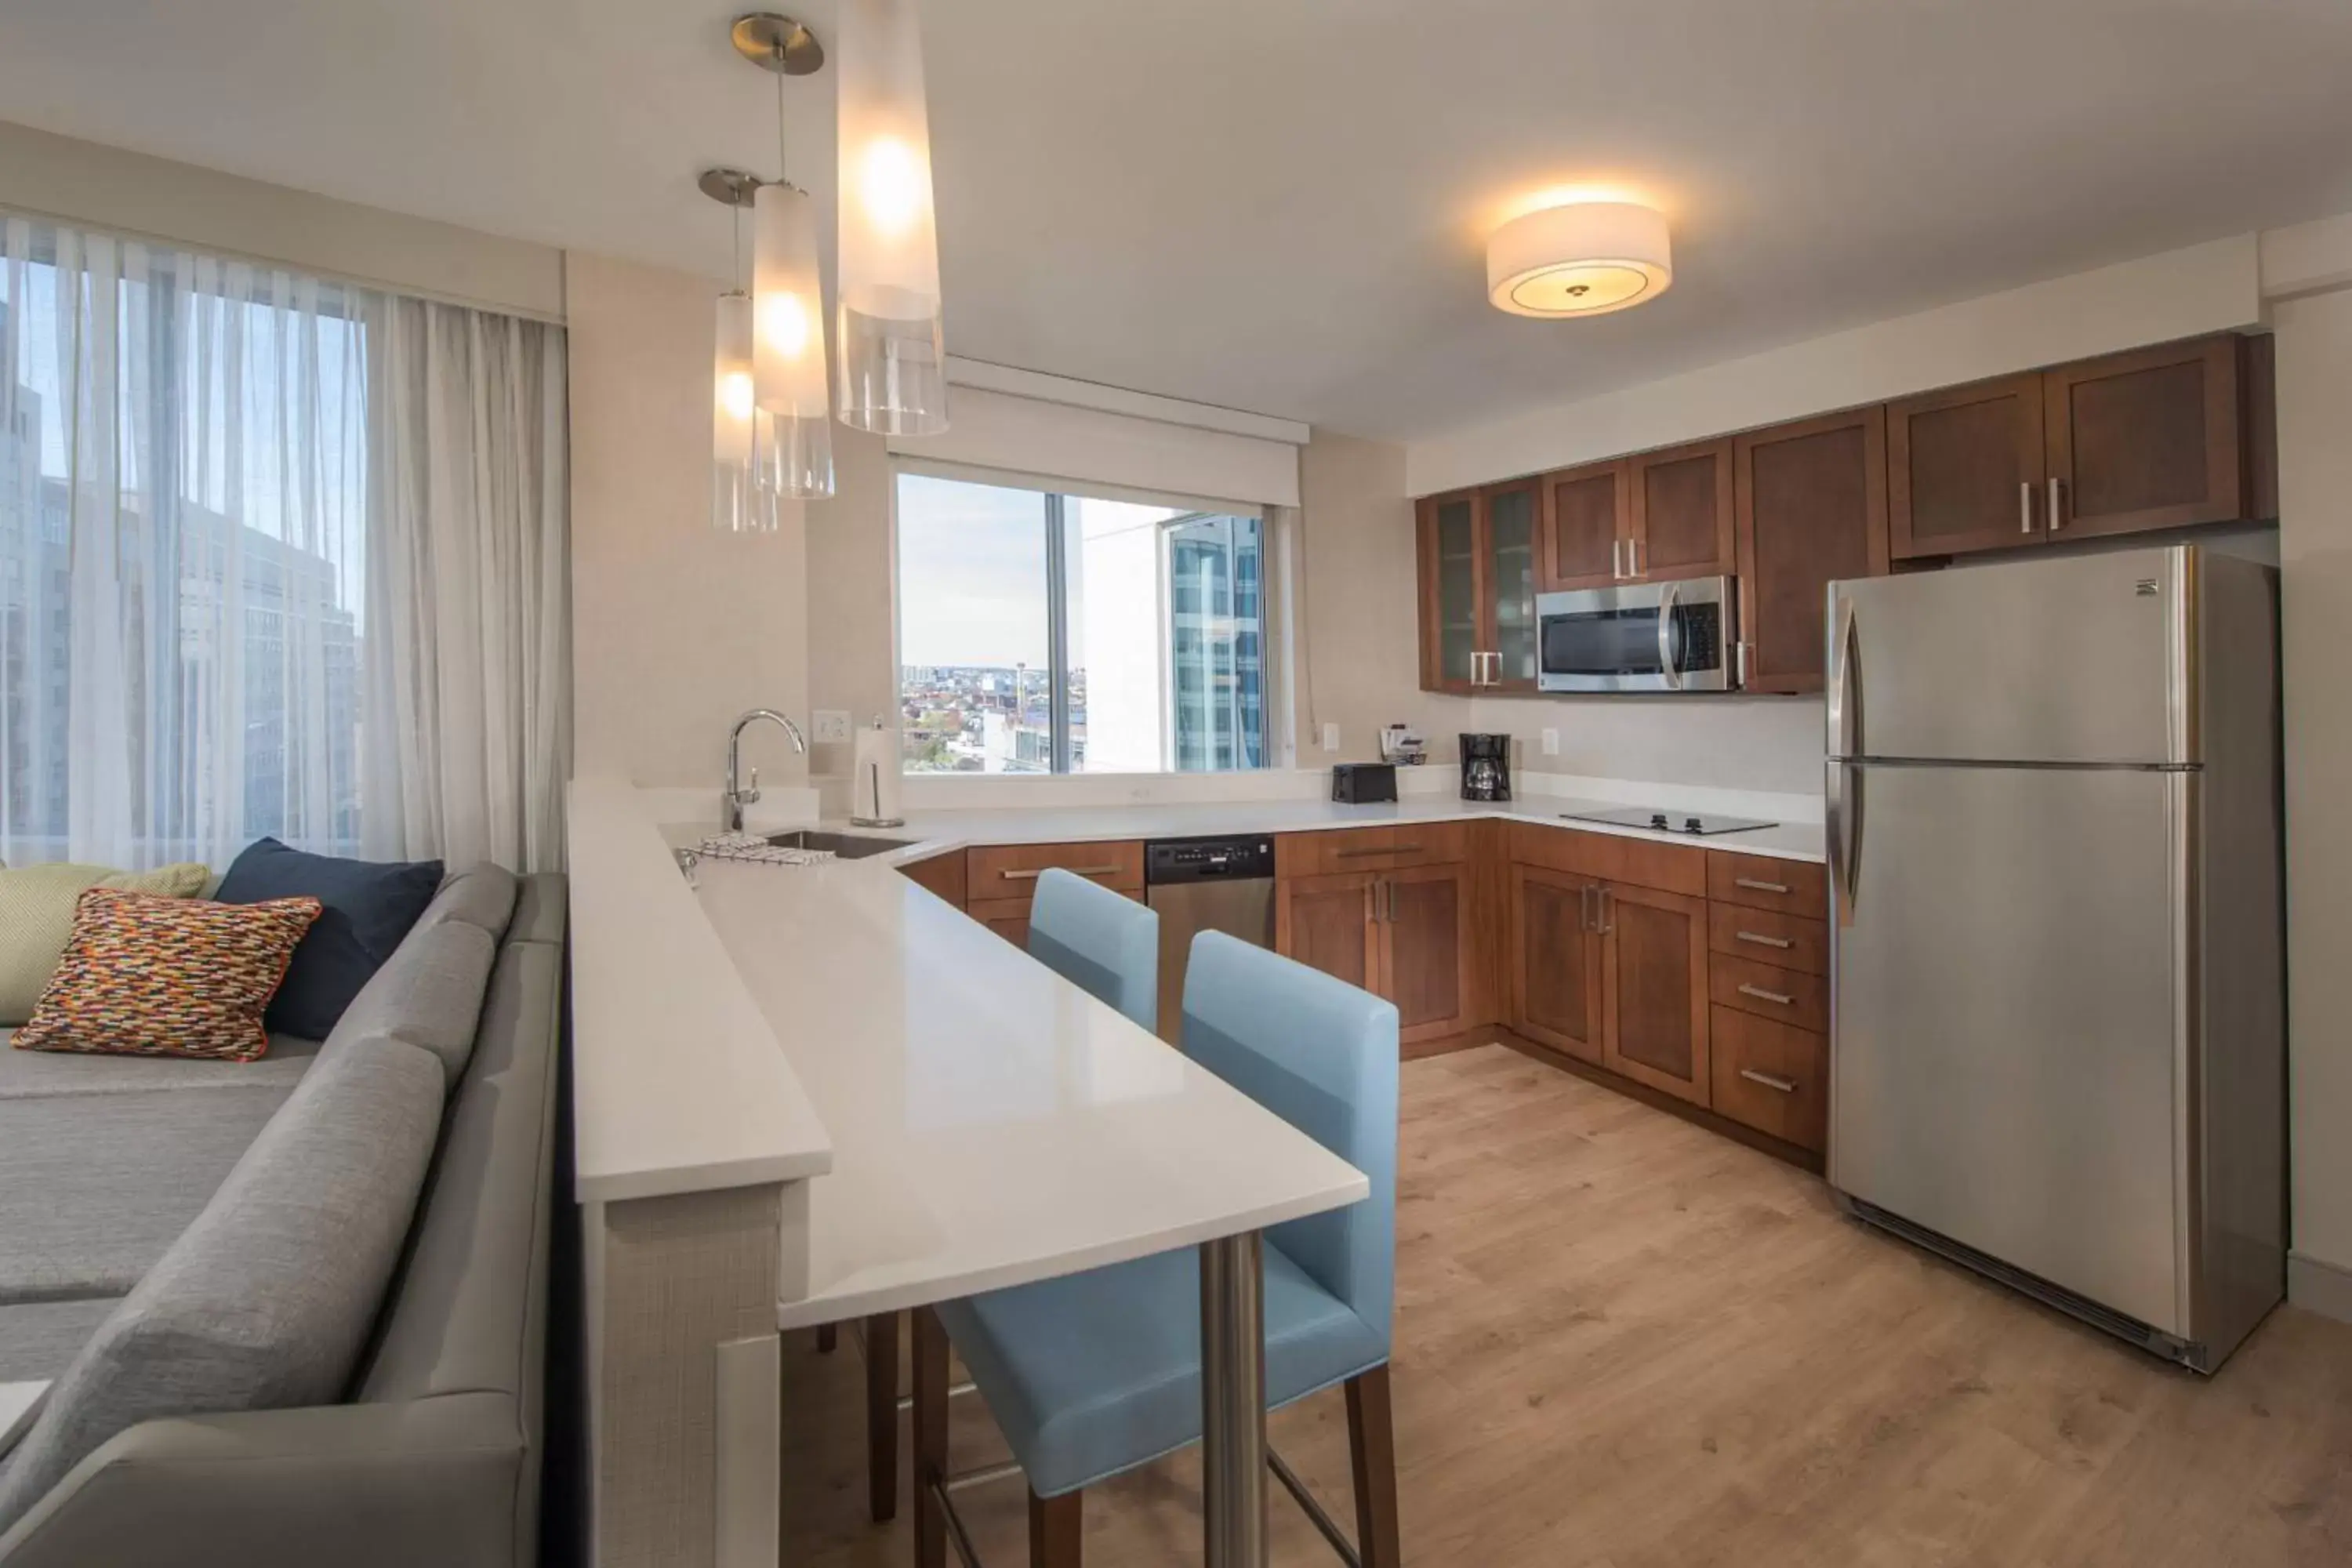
{"left": 1459, "top": 733, "right": 1512, "bottom": 801}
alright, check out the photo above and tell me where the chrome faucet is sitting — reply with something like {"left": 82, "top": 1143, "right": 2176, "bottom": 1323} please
{"left": 724, "top": 708, "right": 808, "bottom": 832}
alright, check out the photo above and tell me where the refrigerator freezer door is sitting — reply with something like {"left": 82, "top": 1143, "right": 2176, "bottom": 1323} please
{"left": 1827, "top": 546, "right": 2191, "bottom": 764}
{"left": 1830, "top": 762, "right": 2186, "bottom": 1334}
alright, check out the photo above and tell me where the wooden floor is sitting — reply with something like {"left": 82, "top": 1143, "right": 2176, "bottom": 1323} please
{"left": 781, "top": 1044, "right": 2352, "bottom": 1566}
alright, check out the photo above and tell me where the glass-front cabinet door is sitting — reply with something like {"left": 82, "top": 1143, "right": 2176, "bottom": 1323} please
{"left": 1419, "top": 491, "right": 1481, "bottom": 693}
{"left": 1418, "top": 483, "right": 1540, "bottom": 695}
{"left": 1485, "top": 481, "right": 1539, "bottom": 691}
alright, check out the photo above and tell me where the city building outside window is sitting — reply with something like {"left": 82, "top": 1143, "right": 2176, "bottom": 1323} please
{"left": 895, "top": 470, "right": 1269, "bottom": 775}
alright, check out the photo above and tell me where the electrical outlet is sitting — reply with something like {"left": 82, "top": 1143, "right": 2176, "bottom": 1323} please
{"left": 1321, "top": 722, "right": 1341, "bottom": 753}
{"left": 1541, "top": 728, "right": 1560, "bottom": 757}
{"left": 812, "top": 710, "right": 852, "bottom": 744}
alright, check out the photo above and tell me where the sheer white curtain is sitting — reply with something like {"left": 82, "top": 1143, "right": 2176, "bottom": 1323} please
{"left": 0, "top": 212, "right": 568, "bottom": 873}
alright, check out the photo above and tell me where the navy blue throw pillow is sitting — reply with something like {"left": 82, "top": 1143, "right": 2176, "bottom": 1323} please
{"left": 214, "top": 838, "right": 445, "bottom": 1040}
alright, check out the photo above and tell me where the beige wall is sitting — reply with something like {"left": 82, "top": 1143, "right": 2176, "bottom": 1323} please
{"left": 2274, "top": 284, "right": 2352, "bottom": 1290}
{"left": 804, "top": 423, "right": 898, "bottom": 813}
{"left": 566, "top": 250, "right": 811, "bottom": 793}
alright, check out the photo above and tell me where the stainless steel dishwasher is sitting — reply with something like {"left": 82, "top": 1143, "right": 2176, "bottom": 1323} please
{"left": 1145, "top": 835, "right": 1277, "bottom": 1045}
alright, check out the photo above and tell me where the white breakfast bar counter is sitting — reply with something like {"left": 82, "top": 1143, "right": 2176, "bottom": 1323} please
{"left": 567, "top": 775, "right": 1827, "bottom": 1568}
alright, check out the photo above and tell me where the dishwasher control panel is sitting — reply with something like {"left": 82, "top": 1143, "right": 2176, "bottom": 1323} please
{"left": 1145, "top": 836, "right": 1276, "bottom": 884}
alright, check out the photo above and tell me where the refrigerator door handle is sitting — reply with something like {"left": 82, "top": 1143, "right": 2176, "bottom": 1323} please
{"left": 1827, "top": 592, "right": 1860, "bottom": 759}
{"left": 1657, "top": 581, "right": 1683, "bottom": 691}
{"left": 1827, "top": 760, "right": 1863, "bottom": 924}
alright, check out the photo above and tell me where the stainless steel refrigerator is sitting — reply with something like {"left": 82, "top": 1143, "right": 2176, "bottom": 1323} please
{"left": 1826, "top": 544, "right": 2284, "bottom": 1372}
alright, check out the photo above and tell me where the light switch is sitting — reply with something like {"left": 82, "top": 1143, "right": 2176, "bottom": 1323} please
{"left": 813, "top": 710, "right": 852, "bottom": 744}
{"left": 1541, "top": 728, "right": 1560, "bottom": 756}
{"left": 1321, "top": 722, "right": 1341, "bottom": 753}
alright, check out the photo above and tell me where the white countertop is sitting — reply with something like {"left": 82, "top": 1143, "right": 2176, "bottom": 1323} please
{"left": 693, "top": 856, "right": 1370, "bottom": 1327}
{"left": 877, "top": 786, "right": 1828, "bottom": 867}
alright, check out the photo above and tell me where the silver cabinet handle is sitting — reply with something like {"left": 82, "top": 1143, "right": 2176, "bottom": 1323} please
{"left": 1000, "top": 865, "right": 1123, "bottom": 881}
{"left": 1381, "top": 879, "right": 1397, "bottom": 923}
{"left": 1736, "top": 640, "right": 1751, "bottom": 688}
{"left": 1737, "top": 982, "right": 1795, "bottom": 1007}
{"left": 1734, "top": 877, "right": 1791, "bottom": 895}
{"left": 1579, "top": 883, "right": 1595, "bottom": 931}
{"left": 2048, "top": 475, "right": 2065, "bottom": 533}
{"left": 2019, "top": 479, "right": 2034, "bottom": 535}
{"left": 1630, "top": 538, "right": 1642, "bottom": 577}
{"left": 1610, "top": 539, "right": 1624, "bottom": 579}
{"left": 1739, "top": 1068, "right": 1798, "bottom": 1094}
{"left": 1595, "top": 887, "right": 1615, "bottom": 935}
{"left": 1335, "top": 844, "right": 1421, "bottom": 858}
{"left": 1735, "top": 929, "right": 1795, "bottom": 949}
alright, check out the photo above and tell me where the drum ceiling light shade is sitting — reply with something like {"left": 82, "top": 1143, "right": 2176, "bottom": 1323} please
{"left": 1486, "top": 200, "right": 1673, "bottom": 318}
{"left": 833, "top": 0, "right": 948, "bottom": 435}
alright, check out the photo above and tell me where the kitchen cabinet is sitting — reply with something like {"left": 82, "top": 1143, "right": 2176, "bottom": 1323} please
{"left": 1417, "top": 481, "right": 1539, "bottom": 695}
{"left": 1276, "top": 829, "right": 1475, "bottom": 1045}
{"left": 1709, "top": 1005, "right": 1828, "bottom": 1153}
{"left": 1627, "top": 437, "right": 1737, "bottom": 583}
{"left": 898, "top": 851, "right": 968, "bottom": 909}
{"left": 1539, "top": 459, "right": 1628, "bottom": 591}
{"left": 1598, "top": 880, "right": 1712, "bottom": 1105}
{"left": 967, "top": 896, "right": 1035, "bottom": 948}
{"left": 1733, "top": 407, "right": 1888, "bottom": 694}
{"left": 1508, "top": 863, "right": 1603, "bottom": 1062}
{"left": 1890, "top": 333, "right": 2259, "bottom": 559}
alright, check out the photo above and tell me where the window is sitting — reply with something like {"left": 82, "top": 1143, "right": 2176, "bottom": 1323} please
{"left": 896, "top": 470, "right": 1269, "bottom": 775}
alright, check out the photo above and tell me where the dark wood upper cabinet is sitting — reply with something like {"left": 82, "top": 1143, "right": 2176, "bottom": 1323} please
{"left": 1539, "top": 459, "right": 1627, "bottom": 591}
{"left": 1887, "top": 372, "right": 2045, "bottom": 558}
{"left": 2045, "top": 335, "right": 2244, "bottom": 539}
{"left": 1627, "top": 437, "right": 1736, "bottom": 582}
{"left": 1484, "top": 481, "right": 1541, "bottom": 691}
{"left": 1417, "top": 490, "right": 1481, "bottom": 695}
{"left": 1734, "top": 406, "right": 1889, "bottom": 695}
{"left": 1417, "top": 483, "right": 1538, "bottom": 695}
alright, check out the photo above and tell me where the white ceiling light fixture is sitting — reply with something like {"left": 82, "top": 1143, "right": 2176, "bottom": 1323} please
{"left": 833, "top": 0, "right": 949, "bottom": 436}
{"left": 1486, "top": 199, "right": 1673, "bottom": 318}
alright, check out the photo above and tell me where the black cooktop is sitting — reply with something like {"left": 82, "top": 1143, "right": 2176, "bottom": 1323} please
{"left": 1560, "top": 805, "right": 1778, "bottom": 837}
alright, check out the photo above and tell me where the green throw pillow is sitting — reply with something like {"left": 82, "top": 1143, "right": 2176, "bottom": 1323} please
{"left": 0, "top": 862, "right": 212, "bottom": 1025}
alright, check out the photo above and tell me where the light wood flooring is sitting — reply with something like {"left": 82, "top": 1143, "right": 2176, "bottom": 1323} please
{"left": 780, "top": 1043, "right": 2352, "bottom": 1567}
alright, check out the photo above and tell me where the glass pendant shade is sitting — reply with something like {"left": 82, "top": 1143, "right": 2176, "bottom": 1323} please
{"left": 752, "top": 180, "right": 836, "bottom": 497}
{"left": 712, "top": 290, "right": 778, "bottom": 532}
{"left": 833, "top": 0, "right": 948, "bottom": 436}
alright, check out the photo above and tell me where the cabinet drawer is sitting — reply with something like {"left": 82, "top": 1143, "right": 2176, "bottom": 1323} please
{"left": 1709, "top": 1006, "right": 1828, "bottom": 1152}
{"left": 1708, "top": 902, "right": 1828, "bottom": 975}
{"left": 1708, "top": 953, "right": 1828, "bottom": 1033}
{"left": 1504, "top": 822, "right": 1705, "bottom": 897}
{"left": 967, "top": 896, "right": 1036, "bottom": 947}
{"left": 1276, "top": 822, "right": 1468, "bottom": 878}
{"left": 1706, "top": 850, "right": 1827, "bottom": 919}
{"left": 967, "top": 840, "right": 1145, "bottom": 902}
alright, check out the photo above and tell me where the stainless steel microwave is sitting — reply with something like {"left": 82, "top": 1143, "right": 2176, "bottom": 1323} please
{"left": 1536, "top": 576, "right": 1737, "bottom": 693}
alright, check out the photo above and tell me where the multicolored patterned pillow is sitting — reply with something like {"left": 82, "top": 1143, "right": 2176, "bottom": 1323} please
{"left": 13, "top": 888, "right": 324, "bottom": 1062}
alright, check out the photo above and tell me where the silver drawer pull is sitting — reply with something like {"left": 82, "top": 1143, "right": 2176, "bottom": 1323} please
{"left": 1000, "top": 865, "right": 1124, "bottom": 881}
{"left": 1735, "top": 930, "right": 1794, "bottom": 949}
{"left": 1739, "top": 1068, "right": 1798, "bottom": 1094}
{"left": 1334, "top": 844, "right": 1421, "bottom": 858}
{"left": 1733, "top": 877, "right": 1791, "bottom": 895}
{"left": 1737, "top": 982, "right": 1795, "bottom": 1007}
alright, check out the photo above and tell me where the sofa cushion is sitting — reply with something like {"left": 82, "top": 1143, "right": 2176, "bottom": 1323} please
{"left": 0, "top": 863, "right": 212, "bottom": 1026}
{"left": 0, "top": 1034, "right": 445, "bottom": 1534}
{"left": 13, "top": 888, "right": 322, "bottom": 1063}
{"left": 213, "top": 838, "right": 445, "bottom": 1042}
{"left": 412, "top": 863, "right": 519, "bottom": 941}
{"left": 505, "top": 871, "right": 568, "bottom": 948}
{"left": 0, "top": 1297, "right": 122, "bottom": 1385}
{"left": 327, "top": 920, "right": 496, "bottom": 1087}
{"left": 0, "top": 1087, "right": 296, "bottom": 1305}
{"left": 358, "top": 940, "right": 561, "bottom": 1402}
{"left": 0, "top": 1030, "right": 321, "bottom": 1101}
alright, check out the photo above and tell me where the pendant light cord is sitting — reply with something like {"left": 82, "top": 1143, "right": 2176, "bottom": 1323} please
{"left": 775, "top": 63, "right": 789, "bottom": 186}
{"left": 731, "top": 198, "right": 745, "bottom": 292}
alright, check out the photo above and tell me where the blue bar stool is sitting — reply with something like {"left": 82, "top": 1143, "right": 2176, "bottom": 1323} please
{"left": 912, "top": 931, "right": 1402, "bottom": 1568}
{"left": 855, "top": 867, "right": 1161, "bottom": 1524}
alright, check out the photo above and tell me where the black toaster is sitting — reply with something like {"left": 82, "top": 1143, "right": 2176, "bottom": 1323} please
{"left": 1330, "top": 763, "right": 1399, "bottom": 804}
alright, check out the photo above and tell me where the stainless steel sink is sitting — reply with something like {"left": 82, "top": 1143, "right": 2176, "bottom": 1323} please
{"left": 764, "top": 829, "right": 916, "bottom": 860}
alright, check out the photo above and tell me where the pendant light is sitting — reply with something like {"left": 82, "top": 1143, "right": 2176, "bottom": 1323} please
{"left": 705, "top": 171, "right": 779, "bottom": 533}
{"left": 830, "top": 0, "right": 948, "bottom": 435}
{"left": 738, "top": 16, "right": 835, "bottom": 497}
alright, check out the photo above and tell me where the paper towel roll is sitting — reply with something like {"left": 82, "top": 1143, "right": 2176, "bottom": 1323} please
{"left": 852, "top": 724, "right": 905, "bottom": 826}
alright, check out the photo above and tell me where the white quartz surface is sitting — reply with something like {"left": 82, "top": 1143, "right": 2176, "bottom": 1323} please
{"left": 879, "top": 789, "right": 1828, "bottom": 867}
{"left": 693, "top": 856, "right": 1370, "bottom": 1327}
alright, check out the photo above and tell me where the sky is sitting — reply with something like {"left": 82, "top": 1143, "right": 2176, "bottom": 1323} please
{"left": 895, "top": 473, "right": 1054, "bottom": 668}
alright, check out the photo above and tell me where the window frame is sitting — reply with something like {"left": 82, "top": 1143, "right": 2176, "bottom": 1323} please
{"left": 891, "top": 460, "right": 1273, "bottom": 779}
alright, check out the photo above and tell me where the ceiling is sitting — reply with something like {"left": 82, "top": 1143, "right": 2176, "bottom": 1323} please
{"left": 5, "top": 1, "right": 2350, "bottom": 441}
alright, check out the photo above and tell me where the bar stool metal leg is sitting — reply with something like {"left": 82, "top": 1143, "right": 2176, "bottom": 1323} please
{"left": 1199, "top": 1230, "right": 1267, "bottom": 1568}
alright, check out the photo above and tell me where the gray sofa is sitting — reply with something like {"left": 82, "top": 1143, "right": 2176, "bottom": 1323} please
{"left": 0, "top": 864, "right": 566, "bottom": 1568}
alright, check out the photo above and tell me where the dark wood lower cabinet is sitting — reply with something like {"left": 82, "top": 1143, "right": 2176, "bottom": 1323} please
{"left": 1383, "top": 864, "right": 1475, "bottom": 1044}
{"left": 966, "top": 896, "right": 1033, "bottom": 949}
{"left": 1276, "top": 872, "right": 1379, "bottom": 992}
{"left": 1508, "top": 864, "right": 1602, "bottom": 1063}
{"left": 1708, "top": 1005, "right": 1828, "bottom": 1153}
{"left": 1599, "top": 882, "right": 1711, "bottom": 1105}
